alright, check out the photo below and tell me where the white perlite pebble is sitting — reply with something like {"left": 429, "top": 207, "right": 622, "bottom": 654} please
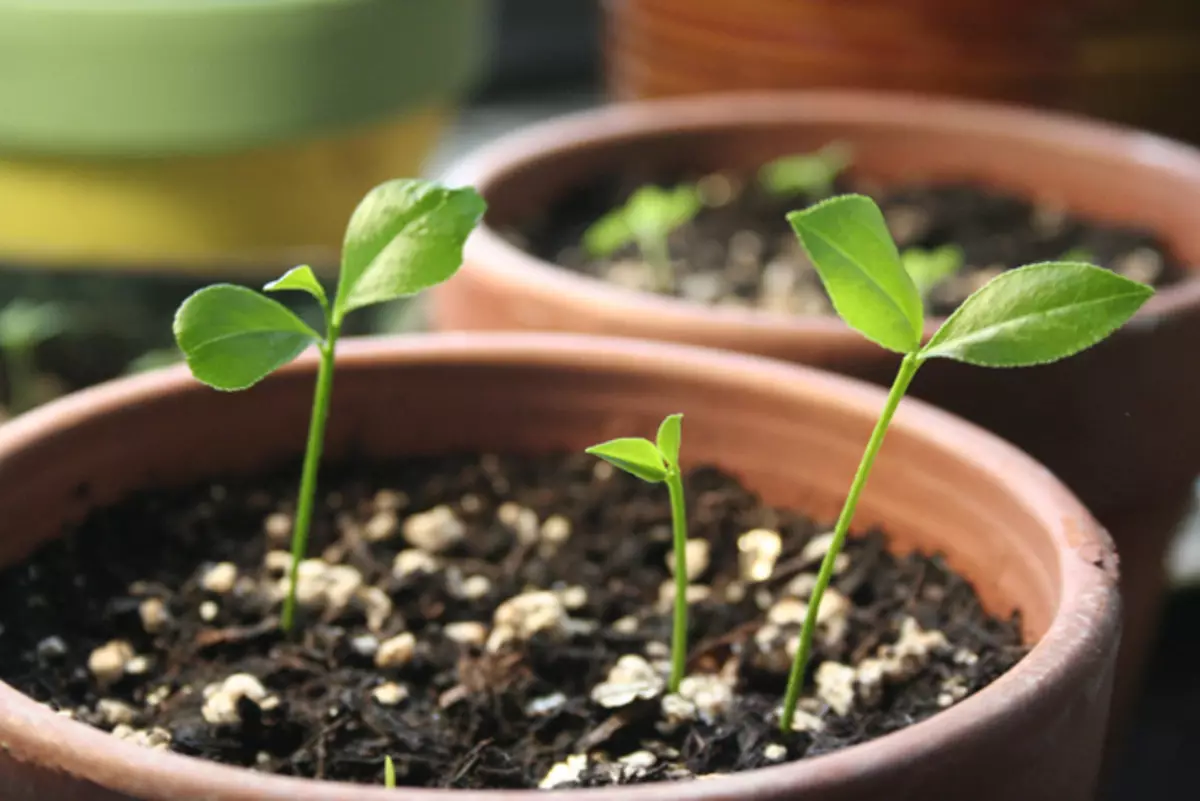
{"left": 350, "top": 634, "right": 379, "bottom": 658}
{"left": 264, "top": 550, "right": 292, "bottom": 574}
{"left": 36, "top": 636, "right": 67, "bottom": 662}
{"left": 738, "top": 528, "right": 782, "bottom": 582}
{"left": 938, "top": 676, "right": 969, "bottom": 708}
{"left": 591, "top": 655, "right": 665, "bottom": 708}
{"left": 88, "top": 640, "right": 135, "bottom": 686}
{"left": 666, "top": 539, "right": 710, "bottom": 581}
{"left": 373, "top": 489, "right": 407, "bottom": 511}
{"left": 763, "top": 743, "right": 788, "bottom": 762}
{"left": 375, "top": 633, "right": 417, "bottom": 669}
{"left": 815, "top": 661, "right": 857, "bottom": 716}
{"left": 263, "top": 512, "right": 293, "bottom": 541}
{"left": 525, "top": 692, "right": 567, "bottom": 717}
{"left": 200, "top": 562, "right": 238, "bottom": 595}
{"left": 356, "top": 586, "right": 394, "bottom": 633}
{"left": 138, "top": 598, "right": 171, "bottom": 635}
{"left": 393, "top": 549, "right": 441, "bottom": 578}
{"left": 540, "top": 515, "right": 572, "bottom": 545}
{"left": 661, "top": 693, "right": 697, "bottom": 724}
{"left": 125, "top": 655, "right": 153, "bottom": 676}
{"left": 459, "top": 575, "right": 492, "bottom": 600}
{"left": 97, "top": 699, "right": 138, "bottom": 726}
{"left": 540, "top": 754, "right": 588, "bottom": 789}
{"left": 657, "top": 581, "right": 711, "bottom": 610}
{"left": 403, "top": 505, "right": 465, "bottom": 553}
{"left": 779, "top": 705, "right": 826, "bottom": 733}
{"left": 202, "top": 674, "right": 274, "bottom": 726}
{"left": 612, "top": 616, "right": 639, "bottom": 634}
{"left": 112, "top": 725, "right": 172, "bottom": 750}
{"left": 364, "top": 509, "right": 399, "bottom": 542}
{"left": 678, "top": 674, "right": 734, "bottom": 723}
{"left": 617, "top": 750, "right": 658, "bottom": 779}
{"left": 557, "top": 586, "right": 588, "bottom": 610}
{"left": 445, "top": 621, "right": 487, "bottom": 647}
{"left": 491, "top": 591, "right": 567, "bottom": 648}
{"left": 371, "top": 682, "right": 410, "bottom": 706}
{"left": 800, "top": 532, "right": 837, "bottom": 565}
{"left": 279, "top": 560, "right": 364, "bottom": 612}
{"left": 199, "top": 601, "right": 219, "bottom": 622}
{"left": 498, "top": 502, "right": 540, "bottom": 545}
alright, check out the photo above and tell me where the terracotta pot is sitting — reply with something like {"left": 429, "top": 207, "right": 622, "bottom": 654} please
{"left": 429, "top": 91, "right": 1200, "bottom": 732}
{"left": 603, "top": 0, "right": 1085, "bottom": 106}
{"left": 0, "top": 333, "right": 1117, "bottom": 800}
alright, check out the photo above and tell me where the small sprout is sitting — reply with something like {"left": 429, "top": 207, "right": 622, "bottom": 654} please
{"left": 582, "top": 185, "right": 701, "bottom": 292}
{"left": 777, "top": 193, "right": 1153, "bottom": 732}
{"left": 901, "top": 244, "right": 965, "bottom": 301}
{"left": 173, "top": 179, "right": 485, "bottom": 634}
{"left": 0, "top": 299, "right": 70, "bottom": 414}
{"left": 587, "top": 413, "right": 689, "bottom": 692}
{"left": 385, "top": 755, "right": 397, "bottom": 788}
{"left": 1060, "top": 246, "right": 1096, "bottom": 264}
{"left": 123, "top": 348, "right": 183, "bottom": 376}
{"left": 758, "top": 142, "right": 853, "bottom": 199}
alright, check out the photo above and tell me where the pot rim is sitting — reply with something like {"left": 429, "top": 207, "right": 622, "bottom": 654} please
{"left": 442, "top": 89, "right": 1200, "bottom": 345}
{"left": 0, "top": 332, "right": 1118, "bottom": 800}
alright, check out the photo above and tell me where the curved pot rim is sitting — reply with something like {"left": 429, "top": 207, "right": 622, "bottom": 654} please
{"left": 442, "top": 89, "right": 1200, "bottom": 347}
{"left": 0, "top": 332, "right": 1118, "bottom": 800}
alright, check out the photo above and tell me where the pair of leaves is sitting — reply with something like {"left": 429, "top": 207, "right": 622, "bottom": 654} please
{"left": 759, "top": 142, "right": 853, "bottom": 199}
{"left": 788, "top": 195, "right": 1154, "bottom": 366}
{"left": 174, "top": 180, "right": 486, "bottom": 391}
{"left": 586, "top": 414, "right": 682, "bottom": 483}
{"left": 583, "top": 185, "right": 701, "bottom": 259}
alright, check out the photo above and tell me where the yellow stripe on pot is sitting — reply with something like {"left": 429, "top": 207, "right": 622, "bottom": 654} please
{"left": 0, "top": 108, "right": 449, "bottom": 277}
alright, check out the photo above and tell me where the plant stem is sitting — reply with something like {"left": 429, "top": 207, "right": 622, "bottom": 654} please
{"left": 779, "top": 352, "right": 921, "bottom": 732}
{"left": 280, "top": 322, "right": 340, "bottom": 634}
{"left": 666, "top": 468, "right": 689, "bottom": 693}
{"left": 639, "top": 234, "right": 674, "bottom": 293}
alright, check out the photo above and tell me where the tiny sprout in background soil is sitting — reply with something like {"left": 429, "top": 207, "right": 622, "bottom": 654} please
{"left": 384, "top": 755, "right": 397, "bottom": 789}
{"left": 901, "top": 244, "right": 965, "bottom": 304}
{"left": 778, "top": 193, "right": 1153, "bottom": 732}
{"left": 0, "top": 298, "right": 69, "bottom": 416}
{"left": 758, "top": 141, "right": 853, "bottom": 199}
{"left": 173, "top": 179, "right": 486, "bottom": 634}
{"left": 586, "top": 413, "right": 689, "bottom": 692}
{"left": 582, "top": 184, "right": 701, "bottom": 292}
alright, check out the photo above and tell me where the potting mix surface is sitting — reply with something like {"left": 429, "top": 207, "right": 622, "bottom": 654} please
{"left": 520, "top": 166, "right": 1181, "bottom": 314}
{"left": 0, "top": 453, "right": 1024, "bottom": 789}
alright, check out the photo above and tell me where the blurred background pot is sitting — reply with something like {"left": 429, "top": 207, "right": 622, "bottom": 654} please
{"left": 431, "top": 91, "right": 1200, "bottom": 739}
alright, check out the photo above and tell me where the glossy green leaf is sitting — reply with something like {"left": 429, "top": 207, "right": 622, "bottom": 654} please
{"left": 625, "top": 185, "right": 700, "bottom": 248}
{"left": 264, "top": 265, "right": 328, "bottom": 309}
{"left": 334, "top": 179, "right": 486, "bottom": 322}
{"left": 585, "top": 437, "right": 669, "bottom": 483}
{"left": 583, "top": 207, "right": 635, "bottom": 257}
{"left": 788, "top": 194, "right": 924, "bottom": 353}
{"left": 656, "top": 413, "right": 683, "bottom": 468}
{"left": 902, "top": 245, "right": 964, "bottom": 298}
{"left": 759, "top": 142, "right": 852, "bottom": 198}
{"left": 920, "top": 262, "right": 1154, "bottom": 367}
{"left": 173, "top": 285, "right": 322, "bottom": 391}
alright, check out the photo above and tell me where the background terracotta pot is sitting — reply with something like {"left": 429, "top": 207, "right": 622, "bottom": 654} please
{"left": 603, "top": 0, "right": 1200, "bottom": 145}
{"left": 429, "top": 91, "right": 1200, "bottom": 736}
{"left": 0, "top": 333, "right": 1117, "bottom": 800}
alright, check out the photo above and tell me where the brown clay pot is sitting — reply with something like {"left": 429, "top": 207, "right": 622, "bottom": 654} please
{"left": 604, "top": 0, "right": 1085, "bottom": 107}
{"left": 0, "top": 333, "right": 1117, "bottom": 800}
{"left": 429, "top": 91, "right": 1200, "bottom": 734}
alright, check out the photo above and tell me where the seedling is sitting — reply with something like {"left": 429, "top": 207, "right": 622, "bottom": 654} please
{"left": 1060, "top": 246, "right": 1096, "bottom": 264}
{"left": 758, "top": 142, "right": 853, "bottom": 199}
{"left": 586, "top": 414, "right": 688, "bottom": 692}
{"left": 0, "top": 299, "right": 69, "bottom": 415}
{"left": 779, "top": 194, "right": 1153, "bottom": 732}
{"left": 385, "top": 755, "right": 396, "bottom": 788}
{"left": 173, "top": 179, "right": 486, "bottom": 634}
{"left": 582, "top": 184, "right": 700, "bottom": 292}
{"left": 901, "top": 244, "right": 965, "bottom": 302}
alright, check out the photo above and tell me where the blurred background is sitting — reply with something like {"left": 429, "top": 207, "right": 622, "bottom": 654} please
{"left": 1, "top": 1, "right": 1197, "bottom": 796}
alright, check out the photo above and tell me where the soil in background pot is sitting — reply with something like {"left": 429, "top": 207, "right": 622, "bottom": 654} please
{"left": 0, "top": 452, "right": 1024, "bottom": 789}
{"left": 516, "top": 166, "right": 1182, "bottom": 317}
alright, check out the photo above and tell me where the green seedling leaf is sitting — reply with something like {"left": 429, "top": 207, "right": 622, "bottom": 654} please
{"left": 902, "top": 245, "right": 965, "bottom": 298}
{"left": 656, "top": 413, "right": 683, "bottom": 468}
{"left": 265, "top": 265, "right": 328, "bottom": 309}
{"left": 173, "top": 284, "right": 322, "bottom": 391}
{"left": 385, "top": 755, "right": 396, "bottom": 788}
{"left": 1060, "top": 246, "right": 1096, "bottom": 264}
{"left": 585, "top": 437, "right": 669, "bottom": 483}
{"left": 583, "top": 208, "right": 635, "bottom": 258}
{"left": 335, "top": 179, "right": 486, "bottom": 322}
{"left": 920, "top": 262, "right": 1153, "bottom": 367}
{"left": 0, "top": 299, "right": 68, "bottom": 349}
{"left": 625, "top": 185, "right": 701, "bottom": 246}
{"left": 124, "top": 348, "right": 182, "bottom": 375}
{"left": 788, "top": 194, "right": 924, "bottom": 353}
{"left": 759, "top": 142, "right": 852, "bottom": 198}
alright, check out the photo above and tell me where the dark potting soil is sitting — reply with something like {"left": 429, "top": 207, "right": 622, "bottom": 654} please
{"left": 516, "top": 169, "right": 1182, "bottom": 317}
{"left": 0, "top": 453, "right": 1024, "bottom": 789}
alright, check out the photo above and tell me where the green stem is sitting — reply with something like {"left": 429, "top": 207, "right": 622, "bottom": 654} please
{"left": 779, "top": 352, "right": 921, "bottom": 732}
{"left": 666, "top": 468, "right": 689, "bottom": 693}
{"left": 280, "top": 321, "right": 340, "bottom": 634}
{"left": 639, "top": 234, "right": 674, "bottom": 293}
